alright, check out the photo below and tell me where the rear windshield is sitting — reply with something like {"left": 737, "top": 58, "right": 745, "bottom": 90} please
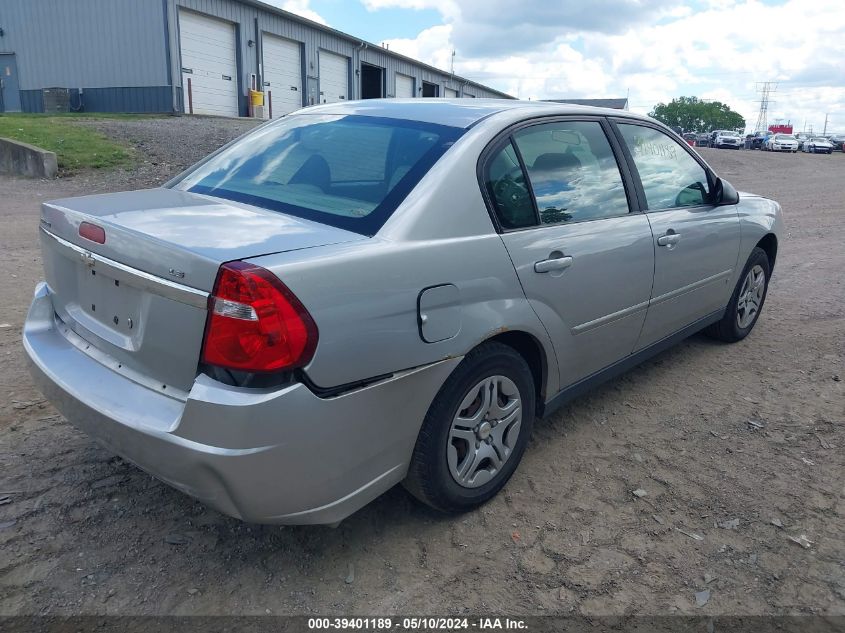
{"left": 172, "top": 114, "right": 464, "bottom": 235}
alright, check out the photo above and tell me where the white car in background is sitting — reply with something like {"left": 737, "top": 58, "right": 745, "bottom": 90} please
{"left": 713, "top": 130, "right": 743, "bottom": 149}
{"left": 802, "top": 137, "right": 834, "bottom": 154}
{"left": 764, "top": 134, "right": 799, "bottom": 153}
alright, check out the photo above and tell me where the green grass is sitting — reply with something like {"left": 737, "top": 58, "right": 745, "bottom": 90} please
{"left": 0, "top": 113, "right": 148, "bottom": 172}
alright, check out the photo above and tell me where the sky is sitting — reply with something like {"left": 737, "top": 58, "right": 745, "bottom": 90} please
{"left": 272, "top": 0, "right": 845, "bottom": 134}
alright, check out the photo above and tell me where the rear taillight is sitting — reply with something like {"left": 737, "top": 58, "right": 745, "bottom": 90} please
{"left": 201, "top": 262, "right": 318, "bottom": 373}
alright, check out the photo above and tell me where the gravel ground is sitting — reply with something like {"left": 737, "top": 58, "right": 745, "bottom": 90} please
{"left": 0, "top": 119, "right": 842, "bottom": 617}
{"left": 73, "top": 115, "right": 262, "bottom": 188}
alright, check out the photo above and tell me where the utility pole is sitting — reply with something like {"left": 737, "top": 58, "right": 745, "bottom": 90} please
{"left": 823, "top": 113, "right": 829, "bottom": 135}
{"left": 754, "top": 81, "right": 777, "bottom": 133}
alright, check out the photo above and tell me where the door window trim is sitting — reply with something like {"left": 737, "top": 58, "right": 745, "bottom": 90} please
{"left": 477, "top": 115, "right": 642, "bottom": 234}
{"left": 608, "top": 118, "right": 717, "bottom": 214}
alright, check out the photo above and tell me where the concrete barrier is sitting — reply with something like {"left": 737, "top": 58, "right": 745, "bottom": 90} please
{"left": 0, "top": 138, "right": 58, "bottom": 179}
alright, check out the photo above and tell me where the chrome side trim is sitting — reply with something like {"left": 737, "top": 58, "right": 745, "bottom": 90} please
{"left": 649, "top": 269, "right": 733, "bottom": 307}
{"left": 571, "top": 269, "right": 732, "bottom": 335}
{"left": 40, "top": 227, "right": 209, "bottom": 309}
{"left": 571, "top": 300, "right": 650, "bottom": 335}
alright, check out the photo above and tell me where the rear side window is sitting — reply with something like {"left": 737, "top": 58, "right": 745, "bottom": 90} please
{"left": 173, "top": 114, "right": 463, "bottom": 235}
{"left": 617, "top": 124, "right": 712, "bottom": 210}
{"left": 485, "top": 141, "right": 537, "bottom": 230}
{"left": 513, "top": 121, "right": 630, "bottom": 225}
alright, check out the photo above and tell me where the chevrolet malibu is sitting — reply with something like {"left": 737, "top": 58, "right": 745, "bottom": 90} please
{"left": 23, "top": 100, "right": 783, "bottom": 525}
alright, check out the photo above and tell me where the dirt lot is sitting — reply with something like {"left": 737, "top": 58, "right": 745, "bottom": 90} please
{"left": 0, "top": 119, "right": 842, "bottom": 617}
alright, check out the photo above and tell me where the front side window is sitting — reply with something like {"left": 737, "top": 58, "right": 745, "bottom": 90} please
{"left": 173, "top": 114, "right": 463, "bottom": 235}
{"left": 617, "top": 124, "right": 712, "bottom": 210}
{"left": 512, "top": 121, "right": 630, "bottom": 225}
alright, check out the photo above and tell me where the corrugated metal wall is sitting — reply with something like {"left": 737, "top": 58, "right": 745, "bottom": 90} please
{"left": 1, "top": 0, "right": 169, "bottom": 90}
{"left": 3, "top": 0, "right": 509, "bottom": 114}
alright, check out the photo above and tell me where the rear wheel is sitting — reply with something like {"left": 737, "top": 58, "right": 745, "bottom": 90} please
{"left": 705, "top": 247, "right": 771, "bottom": 343}
{"left": 404, "top": 342, "right": 535, "bottom": 513}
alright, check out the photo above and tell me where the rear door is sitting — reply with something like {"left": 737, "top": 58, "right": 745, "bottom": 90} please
{"left": 179, "top": 10, "right": 239, "bottom": 117}
{"left": 262, "top": 34, "right": 302, "bottom": 117}
{"left": 484, "top": 118, "right": 655, "bottom": 388}
{"left": 613, "top": 121, "right": 741, "bottom": 349}
{"left": 318, "top": 51, "right": 349, "bottom": 103}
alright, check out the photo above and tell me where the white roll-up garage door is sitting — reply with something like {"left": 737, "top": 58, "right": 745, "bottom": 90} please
{"left": 395, "top": 73, "right": 414, "bottom": 98}
{"left": 444, "top": 87, "right": 458, "bottom": 98}
{"left": 179, "top": 11, "right": 239, "bottom": 117}
{"left": 319, "top": 51, "right": 349, "bottom": 103}
{"left": 263, "top": 34, "right": 302, "bottom": 118}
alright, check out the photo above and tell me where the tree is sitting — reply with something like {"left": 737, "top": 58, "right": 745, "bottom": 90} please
{"left": 649, "top": 96, "right": 746, "bottom": 133}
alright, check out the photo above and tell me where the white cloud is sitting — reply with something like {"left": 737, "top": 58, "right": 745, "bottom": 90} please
{"left": 373, "top": 0, "right": 845, "bottom": 132}
{"left": 264, "top": 0, "right": 329, "bottom": 25}
{"left": 361, "top": 0, "right": 460, "bottom": 20}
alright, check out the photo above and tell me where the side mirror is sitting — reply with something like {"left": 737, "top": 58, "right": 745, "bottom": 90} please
{"left": 713, "top": 177, "right": 740, "bottom": 206}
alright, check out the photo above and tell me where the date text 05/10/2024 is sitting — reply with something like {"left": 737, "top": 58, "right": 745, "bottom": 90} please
{"left": 307, "top": 617, "right": 528, "bottom": 630}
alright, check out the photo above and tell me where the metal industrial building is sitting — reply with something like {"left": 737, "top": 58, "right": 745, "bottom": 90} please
{"left": 0, "top": 0, "right": 512, "bottom": 116}
{"left": 544, "top": 98, "right": 629, "bottom": 110}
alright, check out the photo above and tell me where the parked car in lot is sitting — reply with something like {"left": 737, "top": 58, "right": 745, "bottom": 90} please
{"left": 794, "top": 133, "right": 810, "bottom": 150}
{"left": 23, "top": 100, "right": 783, "bottom": 525}
{"left": 696, "top": 132, "right": 711, "bottom": 147}
{"left": 713, "top": 130, "right": 743, "bottom": 149}
{"left": 682, "top": 132, "right": 697, "bottom": 147}
{"left": 802, "top": 137, "right": 834, "bottom": 154}
{"left": 827, "top": 134, "right": 845, "bottom": 151}
{"left": 764, "top": 134, "right": 799, "bottom": 152}
{"left": 751, "top": 132, "right": 771, "bottom": 150}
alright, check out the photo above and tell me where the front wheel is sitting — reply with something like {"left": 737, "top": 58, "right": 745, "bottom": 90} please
{"left": 705, "top": 247, "right": 771, "bottom": 343}
{"left": 404, "top": 342, "right": 535, "bottom": 513}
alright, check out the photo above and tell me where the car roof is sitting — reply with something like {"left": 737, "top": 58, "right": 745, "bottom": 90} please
{"left": 290, "top": 98, "right": 653, "bottom": 129}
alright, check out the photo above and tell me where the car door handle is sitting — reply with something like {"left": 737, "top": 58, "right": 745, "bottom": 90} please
{"left": 657, "top": 232, "right": 681, "bottom": 247}
{"left": 534, "top": 255, "right": 573, "bottom": 273}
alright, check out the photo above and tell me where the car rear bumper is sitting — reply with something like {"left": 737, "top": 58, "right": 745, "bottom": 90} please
{"left": 23, "top": 282, "right": 460, "bottom": 524}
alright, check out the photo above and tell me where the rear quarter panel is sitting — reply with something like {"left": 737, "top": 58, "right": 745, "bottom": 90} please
{"left": 249, "top": 234, "right": 558, "bottom": 393}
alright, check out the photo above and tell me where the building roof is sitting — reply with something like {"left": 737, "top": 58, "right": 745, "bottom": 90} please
{"left": 241, "top": 0, "right": 514, "bottom": 100}
{"left": 295, "top": 98, "right": 650, "bottom": 128}
{"left": 543, "top": 98, "right": 629, "bottom": 110}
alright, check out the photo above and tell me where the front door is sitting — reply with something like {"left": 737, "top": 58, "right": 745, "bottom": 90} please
{"left": 614, "top": 122, "right": 741, "bottom": 349}
{"left": 485, "top": 119, "right": 655, "bottom": 388}
{"left": 0, "top": 54, "right": 22, "bottom": 113}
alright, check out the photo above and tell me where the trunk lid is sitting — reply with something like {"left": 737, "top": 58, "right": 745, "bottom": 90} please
{"left": 40, "top": 188, "right": 364, "bottom": 392}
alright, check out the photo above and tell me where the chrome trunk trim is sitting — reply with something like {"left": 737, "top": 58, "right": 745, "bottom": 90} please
{"left": 40, "top": 227, "right": 209, "bottom": 310}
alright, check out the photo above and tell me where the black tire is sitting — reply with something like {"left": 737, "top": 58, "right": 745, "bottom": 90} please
{"left": 705, "top": 247, "right": 771, "bottom": 343}
{"left": 403, "top": 342, "right": 536, "bottom": 513}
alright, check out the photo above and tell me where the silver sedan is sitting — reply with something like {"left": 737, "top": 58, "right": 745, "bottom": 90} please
{"left": 24, "top": 100, "right": 783, "bottom": 525}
